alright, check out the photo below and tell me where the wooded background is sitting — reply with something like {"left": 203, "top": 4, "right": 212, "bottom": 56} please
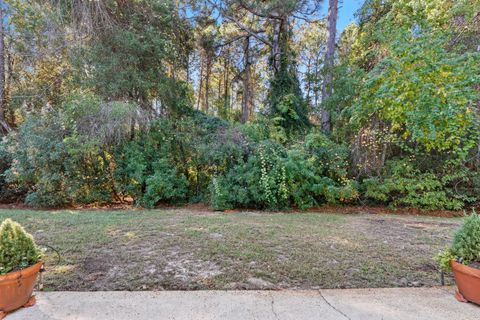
{"left": 0, "top": 0, "right": 478, "bottom": 210}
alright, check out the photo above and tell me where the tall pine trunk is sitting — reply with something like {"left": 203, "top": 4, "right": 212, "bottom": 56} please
{"left": 223, "top": 49, "right": 230, "bottom": 116}
{"left": 241, "top": 36, "right": 251, "bottom": 124}
{"left": 476, "top": 44, "right": 480, "bottom": 166}
{"left": 320, "top": 0, "right": 338, "bottom": 133}
{"left": 0, "top": 3, "right": 11, "bottom": 134}
{"left": 204, "top": 57, "right": 211, "bottom": 113}
{"left": 196, "top": 57, "right": 204, "bottom": 110}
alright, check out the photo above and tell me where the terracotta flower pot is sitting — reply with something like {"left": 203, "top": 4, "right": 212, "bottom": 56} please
{"left": 0, "top": 261, "right": 43, "bottom": 319}
{"left": 451, "top": 260, "right": 480, "bottom": 305}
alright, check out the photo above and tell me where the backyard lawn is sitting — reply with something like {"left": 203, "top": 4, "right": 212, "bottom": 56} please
{"left": 0, "top": 208, "right": 458, "bottom": 291}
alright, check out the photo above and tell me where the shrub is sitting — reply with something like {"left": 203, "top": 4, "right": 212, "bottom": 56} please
{"left": 7, "top": 113, "right": 71, "bottom": 207}
{"left": 209, "top": 140, "right": 289, "bottom": 210}
{"left": 0, "top": 138, "right": 27, "bottom": 203}
{"left": 210, "top": 134, "right": 358, "bottom": 210}
{"left": 113, "top": 119, "right": 190, "bottom": 205}
{"left": 303, "top": 132, "right": 357, "bottom": 196}
{"left": 436, "top": 211, "right": 480, "bottom": 271}
{"left": 0, "top": 219, "right": 43, "bottom": 275}
{"left": 285, "top": 133, "right": 358, "bottom": 209}
{"left": 6, "top": 112, "right": 114, "bottom": 207}
{"left": 142, "top": 159, "right": 188, "bottom": 208}
{"left": 363, "top": 159, "right": 464, "bottom": 210}
{"left": 114, "top": 114, "right": 249, "bottom": 205}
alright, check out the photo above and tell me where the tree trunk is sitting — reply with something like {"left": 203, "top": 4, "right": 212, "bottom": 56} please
{"left": 314, "top": 57, "right": 319, "bottom": 111}
{"left": 0, "top": 4, "right": 11, "bottom": 134}
{"left": 320, "top": 0, "right": 338, "bottom": 133}
{"left": 186, "top": 53, "right": 191, "bottom": 84}
{"left": 196, "top": 57, "right": 204, "bottom": 110}
{"left": 204, "top": 57, "right": 211, "bottom": 113}
{"left": 272, "top": 20, "right": 281, "bottom": 74}
{"left": 223, "top": 50, "right": 230, "bottom": 115}
{"left": 218, "top": 65, "right": 222, "bottom": 98}
{"left": 476, "top": 45, "right": 480, "bottom": 166}
{"left": 305, "top": 57, "right": 312, "bottom": 108}
{"left": 241, "top": 36, "right": 251, "bottom": 124}
{"left": 271, "top": 16, "right": 288, "bottom": 75}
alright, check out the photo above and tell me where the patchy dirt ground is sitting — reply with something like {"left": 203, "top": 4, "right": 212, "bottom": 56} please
{"left": 0, "top": 208, "right": 460, "bottom": 291}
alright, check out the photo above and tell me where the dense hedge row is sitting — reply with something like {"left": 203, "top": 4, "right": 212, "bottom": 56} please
{"left": 0, "top": 105, "right": 478, "bottom": 211}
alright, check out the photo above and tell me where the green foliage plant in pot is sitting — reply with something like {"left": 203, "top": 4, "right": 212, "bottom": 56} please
{"left": 436, "top": 211, "right": 480, "bottom": 304}
{"left": 0, "top": 219, "right": 43, "bottom": 319}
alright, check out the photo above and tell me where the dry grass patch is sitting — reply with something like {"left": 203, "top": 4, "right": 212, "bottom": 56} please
{"left": 0, "top": 209, "right": 458, "bottom": 290}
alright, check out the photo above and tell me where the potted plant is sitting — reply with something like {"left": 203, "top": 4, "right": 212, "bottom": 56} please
{"left": 0, "top": 219, "right": 43, "bottom": 319}
{"left": 437, "top": 211, "right": 480, "bottom": 305}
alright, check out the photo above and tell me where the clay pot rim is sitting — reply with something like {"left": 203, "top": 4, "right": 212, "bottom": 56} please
{"left": 0, "top": 261, "right": 43, "bottom": 283}
{"left": 450, "top": 260, "right": 480, "bottom": 279}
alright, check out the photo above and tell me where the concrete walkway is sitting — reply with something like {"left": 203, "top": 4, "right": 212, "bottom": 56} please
{"left": 8, "top": 287, "right": 480, "bottom": 320}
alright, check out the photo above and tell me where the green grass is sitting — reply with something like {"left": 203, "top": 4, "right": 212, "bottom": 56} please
{"left": 0, "top": 208, "right": 460, "bottom": 291}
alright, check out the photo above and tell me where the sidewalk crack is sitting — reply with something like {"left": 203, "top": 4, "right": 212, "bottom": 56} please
{"left": 317, "top": 290, "right": 351, "bottom": 320}
{"left": 270, "top": 293, "right": 280, "bottom": 320}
